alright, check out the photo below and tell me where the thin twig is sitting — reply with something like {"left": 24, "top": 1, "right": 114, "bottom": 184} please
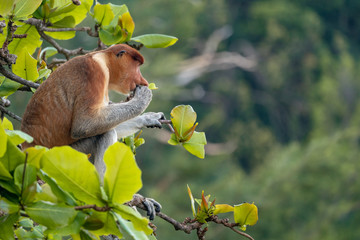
{"left": 74, "top": 204, "right": 110, "bottom": 212}
{"left": 160, "top": 119, "right": 175, "bottom": 133}
{"left": 0, "top": 65, "right": 40, "bottom": 88}
{"left": 0, "top": 105, "right": 22, "bottom": 122}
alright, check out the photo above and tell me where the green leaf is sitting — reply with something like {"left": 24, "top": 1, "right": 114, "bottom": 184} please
{"left": 0, "top": 180, "right": 18, "bottom": 194}
{"left": 12, "top": 49, "right": 39, "bottom": 81}
{"left": 0, "top": 138, "right": 26, "bottom": 171}
{"left": 1, "top": 117, "right": 14, "bottom": 130}
{"left": 170, "top": 105, "right": 197, "bottom": 140}
{"left": 25, "top": 201, "right": 77, "bottom": 229}
{"left": 93, "top": 3, "right": 114, "bottom": 26}
{"left": 103, "top": 142, "right": 142, "bottom": 204}
{"left": 182, "top": 131, "right": 207, "bottom": 159}
{"left": 6, "top": 129, "right": 33, "bottom": 146}
{"left": 131, "top": 34, "right": 178, "bottom": 48}
{"left": 99, "top": 27, "right": 126, "bottom": 45}
{"left": 0, "top": 121, "right": 7, "bottom": 157}
{"left": 213, "top": 204, "right": 234, "bottom": 215}
{"left": 45, "top": 211, "right": 87, "bottom": 236}
{"left": 113, "top": 204, "right": 152, "bottom": 235}
{"left": 13, "top": 0, "right": 42, "bottom": 19}
{"left": 113, "top": 212, "right": 149, "bottom": 240}
{"left": 0, "top": 0, "right": 15, "bottom": 16}
{"left": 187, "top": 185, "right": 196, "bottom": 218}
{"left": 41, "top": 146, "right": 104, "bottom": 206}
{"left": 45, "top": 30, "right": 76, "bottom": 40}
{"left": 15, "top": 226, "right": 44, "bottom": 239}
{"left": 0, "top": 161, "right": 12, "bottom": 180}
{"left": 0, "top": 213, "right": 19, "bottom": 240}
{"left": 0, "top": 78, "right": 21, "bottom": 97}
{"left": 39, "top": 47, "right": 58, "bottom": 60}
{"left": 39, "top": 170, "right": 77, "bottom": 206}
{"left": 35, "top": 183, "right": 58, "bottom": 203}
{"left": 234, "top": 203, "right": 258, "bottom": 231}
{"left": 52, "top": 15, "right": 76, "bottom": 28}
{"left": 14, "top": 164, "right": 37, "bottom": 194}
{"left": 8, "top": 23, "right": 42, "bottom": 56}
{"left": 24, "top": 146, "right": 47, "bottom": 170}
{"left": 84, "top": 211, "right": 122, "bottom": 237}
{"left": 148, "top": 83, "right": 158, "bottom": 90}
{"left": 0, "top": 197, "right": 20, "bottom": 214}
{"left": 167, "top": 133, "right": 179, "bottom": 145}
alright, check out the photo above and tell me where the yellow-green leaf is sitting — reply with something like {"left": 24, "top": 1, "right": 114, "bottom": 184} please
{"left": 93, "top": 3, "right": 114, "bottom": 26}
{"left": 213, "top": 204, "right": 234, "bottom": 215}
{"left": 12, "top": 50, "right": 39, "bottom": 81}
{"left": 13, "top": 0, "right": 42, "bottom": 19}
{"left": 170, "top": 105, "right": 197, "bottom": 139}
{"left": 41, "top": 146, "right": 104, "bottom": 206}
{"left": 131, "top": 34, "right": 178, "bottom": 48}
{"left": 113, "top": 203, "right": 152, "bottom": 235}
{"left": 148, "top": 83, "right": 158, "bottom": 90}
{"left": 84, "top": 211, "right": 122, "bottom": 237}
{"left": 103, "top": 142, "right": 142, "bottom": 204}
{"left": 234, "top": 203, "right": 258, "bottom": 231}
{"left": 0, "top": 0, "right": 16, "bottom": 16}
{"left": 8, "top": 23, "right": 42, "bottom": 56}
{"left": 0, "top": 119, "right": 7, "bottom": 158}
{"left": 0, "top": 161, "right": 12, "bottom": 180}
{"left": 187, "top": 185, "right": 196, "bottom": 218}
{"left": 182, "top": 131, "right": 207, "bottom": 159}
{"left": 5, "top": 129, "right": 33, "bottom": 146}
{"left": 0, "top": 138, "right": 25, "bottom": 171}
{"left": 25, "top": 201, "right": 77, "bottom": 229}
{"left": 120, "top": 11, "right": 134, "bottom": 41}
{"left": 1, "top": 117, "right": 14, "bottom": 130}
{"left": 0, "top": 197, "right": 20, "bottom": 214}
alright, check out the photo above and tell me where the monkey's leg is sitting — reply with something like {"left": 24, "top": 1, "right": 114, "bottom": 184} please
{"left": 71, "top": 129, "right": 117, "bottom": 182}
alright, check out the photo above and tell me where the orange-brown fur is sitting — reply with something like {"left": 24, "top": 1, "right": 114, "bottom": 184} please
{"left": 21, "top": 44, "right": 148, "bottom": 149}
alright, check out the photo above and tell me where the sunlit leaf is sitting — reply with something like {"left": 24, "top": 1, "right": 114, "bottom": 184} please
{"left": 99, "top": 27, "right": 126, "bottom": 45}
{"left": 6, "top": 129, "right": 33, "bottom": 146}
{"left": 213, "top": 204, "right": 234, "bottom": 215}
{"left": 52, "top": 15, "right": 76, "bottom": 28}
{"left": 41, "top": 146, "right": 104, "bottom": 206}
{"left": 1, "top": 117, "right": 14, "bottom": 130}
{"left": 113, "top": 212, "right": 149, "bottom": 240}
{"left": 13, "top": 0, "right": 42, "bottom": 19}
{"left": 0, "top": 0, "right": 16, "bottom": 16}
{"left": 103, "top": 142, "right": 142, "bottom": 204}
{"left": 120, "top": 11, "right": 135, "bottom": 41}
{"left": 85, "top": 211, "right": 122, "bottom": 237}
{"left": 167, "top": 133, "right": 179, "bottom": 146}
{"left": 187, "top": 185, "right": 196, "bottom": 218}
{"left": 25, "top": 201, "right": 77, "bottom": 229}
{"left": 170, "top": 105, "right": 197, "bottom": 139}
{"left": 182, "top": 131, "right": 207, "bottom": 159}
{"left": 13, "top": 49, "right": 39, "bottom": 81}
{"left": 0, "top": 78, "right": 21, "bottom": 97}
{"left": 0, "top": 138, "right": 26, "bottom": 171}
{"left": 113, "top": 203, "right": 152, "bottom": 235}
{"left": 8, "top": 23, "right": 42, "bottom": 56}
{"left": 0, "top": 120, "right": 7, "bottom": 157}
{"left": 93, "top": 3, "right": 114, "bottom": 26}
{"left": 148, "top": 83, "right": 158, "bottom": 90}
{"left": 234, "top": 203, "right": 258, "bottom": 231}
{"left": 0, "top": 161, "right": 12, "bottom": 180}
{"left": 131, "top": 34, "right": 178, "bottom": 48}
{"left": 25, "top": 146, "right": 47, "bottom": 169}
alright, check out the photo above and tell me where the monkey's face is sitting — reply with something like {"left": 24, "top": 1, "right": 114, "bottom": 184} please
{"left": 107, "top": 44, "right": 148, "bottom": 94}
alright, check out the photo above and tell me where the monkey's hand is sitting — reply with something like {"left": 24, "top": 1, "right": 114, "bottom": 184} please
{"left": 130, "top": 85, "right": 153, "bottom": 109}
{"left": 127, "top": 194, "right": 162, "bottom": 221}
{"left": 115, "top": 112, "right": 165, "bottom": 138}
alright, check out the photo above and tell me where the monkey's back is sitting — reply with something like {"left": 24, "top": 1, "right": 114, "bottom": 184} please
{"left": 21, "top": 55, "right": 92, "bottom": 148}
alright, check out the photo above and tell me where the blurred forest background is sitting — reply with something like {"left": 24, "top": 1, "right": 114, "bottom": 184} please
{"left": 6, "top": 0, "right": 360, "bottom": 239}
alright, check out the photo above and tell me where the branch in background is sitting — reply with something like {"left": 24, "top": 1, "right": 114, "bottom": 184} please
{"left": 0, "top": 104, "right": 22, "bottom": 122}
{"left": 129, "top": 197, "right": 254, "bottom": 240}
{"left": 0, "top": 65, "right": 40, "bottom": 89}
{"left": 48, "top": 58, "right": 67, "bottom": 69}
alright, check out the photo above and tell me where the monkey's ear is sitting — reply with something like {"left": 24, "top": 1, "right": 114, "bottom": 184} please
{"left": 116, "top": 50, "right": 126, "bottom": 57}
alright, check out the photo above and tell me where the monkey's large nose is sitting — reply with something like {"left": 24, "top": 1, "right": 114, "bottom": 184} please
{"left": 139, "top": 76, "right": 149, "bottom": 86}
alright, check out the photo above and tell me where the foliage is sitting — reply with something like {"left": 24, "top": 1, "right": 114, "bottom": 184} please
{"left": 0, "top": 0, "right": 255, "bottom": 239}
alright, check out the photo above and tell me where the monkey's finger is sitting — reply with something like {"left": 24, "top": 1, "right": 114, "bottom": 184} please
{"left": 148, "top": 198, "right": 162, "bottom": 212}
{"left": 143, "top": 199, "right": 156, "bottom": 221}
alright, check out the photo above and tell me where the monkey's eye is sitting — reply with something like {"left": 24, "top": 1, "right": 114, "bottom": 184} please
{"left": 116, "top": 50, "right": 126, "bottom": 57}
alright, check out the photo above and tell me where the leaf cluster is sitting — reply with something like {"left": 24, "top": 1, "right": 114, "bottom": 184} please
{"left": 0, "top": 117, "right": 153, "bottom": 240}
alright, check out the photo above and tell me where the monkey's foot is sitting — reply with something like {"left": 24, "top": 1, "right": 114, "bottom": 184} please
{"left": 127, "top": 193, "right": 162, "bottom": 221}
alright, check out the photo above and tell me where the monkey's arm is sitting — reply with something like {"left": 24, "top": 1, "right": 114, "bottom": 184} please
{"left": 115, "top": 112, "right": 165, "bottom": 138}
{"left": 71, "top": 86, "right": 152, "bottom": 140}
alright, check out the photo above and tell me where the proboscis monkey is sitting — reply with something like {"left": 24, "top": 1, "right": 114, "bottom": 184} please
{"left": 21, "top": 44, "right": 164, "bottom": 178}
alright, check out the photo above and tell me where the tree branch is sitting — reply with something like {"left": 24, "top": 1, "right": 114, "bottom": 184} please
{"left": 0, "top": 65, "right": 40, "bottom": 89}
{"left": 74, "top": 205, "right": 111, "bottom": 212}
{"left": 0, "top": 104, "right": 22, "bottom": 122}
